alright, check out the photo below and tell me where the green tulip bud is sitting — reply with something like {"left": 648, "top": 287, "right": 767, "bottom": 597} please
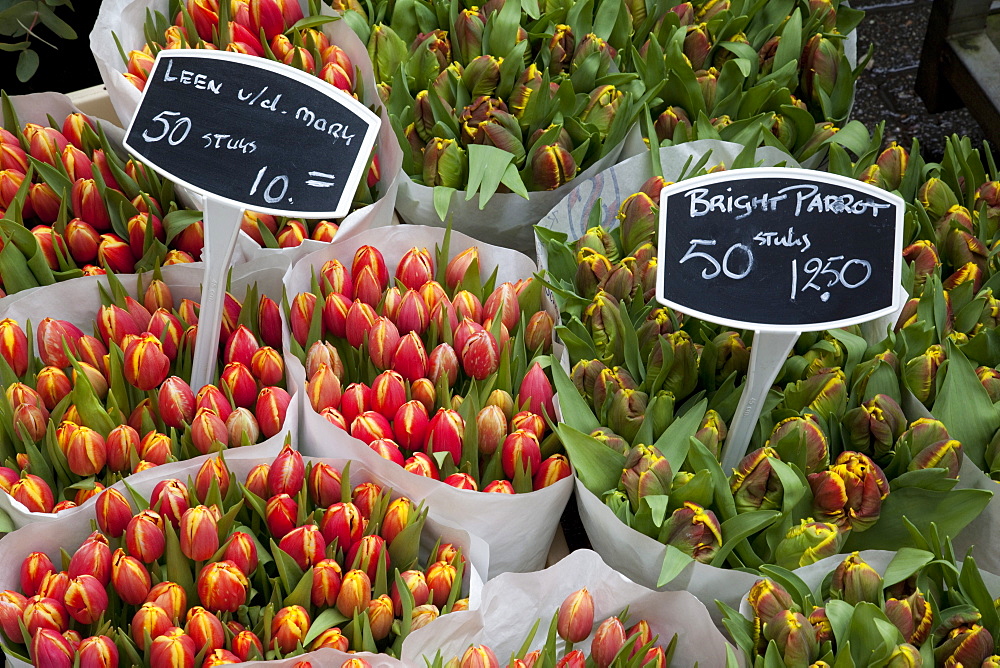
{"left": 695, "top": 409, "right": 727, "bottom": 459}
{"left": 368, "top": 24, "right": 407, "bottom": 85}
{"left": 883, "top": 644, "right": 923, "bottom": 668}
{"left": 904, "top": 345, "right": 946, "bottom": 407}
{"left": 608, "top": 388, "right": 648, "bottom": 444}
{"left": 658, "top": 502, "right": 722, "bottom": 563}
{"left": 774, "top": 519, "right": 844, "bottom": 569}
{"left": 763, "top": 610, "right": 820, "bottom": 666}
{"left": 621, "top": 444, "right": 672, "bottom": 511}
{"left": 767, "top": 415, "right": 829, "bottom": 474}
{"left": 747, "top": 578, "right": 798, "bottom": 625}
{"left": 422, "top": 138, "right": 467, "bottom": 188}
{"left": 730, "top": 447, "right": 783, "bottom": 513}
{"left": 580, "top": 85, "right": 623, "bottom": 137}
{"left": 885, "top": 590, "right": 933, "bottom": 647}
{"left": 571, "top": 358, "right": 608, "bottom": 403}
{"left": 654, "top": 106, "right": 692, "bottom": 143}
{"left": 683, "top": 23, "right": 712, "bottom": 70}
{"left": 617, "top": 191, "right": 659, "bottom": 257}
{"left": 454, "top": 8, "right": 484, "bottom": 61}
{"left": 841, "top": 394, "right": 906, "bottom": 462}
{"left": 590, "top": 427, "right": 630, "bottom": 456}
{"left": 830, "top": 552, "right": 883, "bottom": 605}
{"left": 462, "top": 54, "right": 503, "bottom": 97}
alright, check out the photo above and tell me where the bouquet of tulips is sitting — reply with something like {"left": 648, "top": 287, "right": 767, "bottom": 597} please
{"left": 0, "top": 94, "right": 206, "bottom": 294}
{"left": 723, "top": 532, "right": 1000, "bottom": 666}
{"left": 0, "top": 261, "right": 295, "bottom": 524}
{"left": 92, "top": 0, "right": 402, "bottom": 258}
{"left": 399, "top": 550, "right": 734, "bottom": 666}
{"left": 533, "top": 142, "right": 991, "bottom": 607}
{"left": 284, "top": 225, "right": 574, "bottom": 576}
{"left": 630, "top": 0, "right": 871, "bottom": 165}
{"left": 287, "top": 237, "right": 566, "bottom": 493}
{"left": 0, "top": 445, "right": 477, "bottom": 667}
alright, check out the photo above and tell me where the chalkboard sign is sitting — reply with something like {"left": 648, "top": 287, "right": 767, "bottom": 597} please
{"left": 123, "top": 49, "right": 380, "bottom": 218}
{"left": 656, "top": 168, "right": 904, "bottom": 331}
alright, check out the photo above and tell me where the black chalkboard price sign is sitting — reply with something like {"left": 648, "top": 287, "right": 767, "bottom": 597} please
{"left": 123, "top": 49, "right": 380, "bottom": 218}
{"left": 656, "top": 168, "right": 905, "bottom": 331}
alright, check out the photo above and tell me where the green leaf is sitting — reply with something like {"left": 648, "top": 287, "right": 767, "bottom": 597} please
{"left": 709, "top": 510, "right": 781, "bottom": 567}
{"left": 556, "top": 422, "right": 624, "bottom": 496}
{"left": 881, "top": 547, "right": 934, "bottom": 589}
{"left": 302, "top": 607, "right": 349, "bottom": 647}
{"left": 657, "top": 544, "right": 694, "bottom": 587}
{"left": 844, "top": 488, "right": 992, "bottom": 551}
{"left": 15, "top": 48, "right": 38, "bottom": 82}
{"left": 433, "top": 186, "right": 456, "bottom": 221}
{"left": 930, "top": 341, "right": 1000, "bottom": 467}
{"left": 35, "top": 3, "right": 77, "bottom": 39}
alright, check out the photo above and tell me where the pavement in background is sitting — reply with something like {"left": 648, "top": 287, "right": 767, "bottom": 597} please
{"left": 849, "top": 0, "right": 990, "bottom": 161}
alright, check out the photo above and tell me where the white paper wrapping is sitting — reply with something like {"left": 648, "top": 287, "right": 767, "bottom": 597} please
{"left": 90, "top": 0, "right": 403, "bottom": 265}
{"left": 575, "top": 478, "right": 760, "bottom": 632}
{"left": 395, "top": 128, "right": 638, "bottom": 259}
{"left": 0, "top": 257, "right": 299, "bottom": 528}
{"left": 283, "top": 225, "right": 574, "bottom": 578}
{"left": 399, "top": 549, "right": 735, "bottom": 667}
{"left": 0, "top": 450, "right": 486, "bottom": 668}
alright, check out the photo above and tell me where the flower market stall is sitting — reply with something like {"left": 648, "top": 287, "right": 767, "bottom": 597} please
{"left": 0, "top": 0, "right": 997, "bottom": 665}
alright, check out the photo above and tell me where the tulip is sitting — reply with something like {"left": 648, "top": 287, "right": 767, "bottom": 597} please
{"left": 145, "top": 580, "right": 187, "bottom": 623}
{"left": 30, "top": 627, "right": 74, "bottom": 668}
{"left": 35, "top": 366, "right": 71, "bottom": 410}
{"left": 423, "top": 137, "right": 467, "bottom": 188}
{"left": 445, "top": 248, "right": 479, "bottom": 290}
{"left": 830, "top": 552, "right": 882, "bottom": 605}
{"left": 747, "top": 578, "right": 796, "bottom": 625}
{"left": 426, "top": 408, "right": 465, "bottom": 466}
{"left": 77, "top": 634, "right": 119, "bottom": 668}
{"left": 809, "top": 451, "right": 890, "bottom": 532}
{"left": 337, "top": 568, "right": 372, "bottom": 617}
{"left": 148, "top": 626, "right": 195, "bottom": 668}
{"left": 197, "top": 385, "right": 233, "bottom": 423}
{"left": 279, "top": 525, "right": 327, "bottom": 571}
{"left": 122, "top": 333, "right": 170, "bottom": 391}
{"left": 730, "top": 447, "right": 783, "bottom": 513}
{"left": 307, "top": 462, "right": 342, "bottom": 509}
{"left": 885, "top": 590, "right": 933, "bottom": 646}
{"left": 126, "top": 510, "right": 166, "bottom": 563}
{"left": 558, "top": 588, "right": 594, "bottom": 643}
{"left": 425, "top": 560, "right": 456, "bottom": 608}
{"left": 186, "top": 606, "right": 225, "bottom": 653}
{"left": 218, "top": 532, "right": 257, "bottom": 577}
{"left": 289, "top": 292, "right": 317, "bottom": 347}
{"left": 904, "top": 345, "right": 945, "bottom": 406}
{"left": 265, "top": 494, "right": 298, "bottom": 540}
{"left": 130, "top": 602, "right": 172, "bottom": 651}
{"left": 111, "top": 548, "right": 151, "bottom": 605}
{"left": 775, "top": 520, "right": 844, "bottom": 569}
{"left": 309, "top": 558, "right": 343, "bottom": 608}
{"left": 517, "top": 361, "right": 555, "bottom": 421}
{"left": 256, "top": 386, "right": 290, "bottom": 438}
{"left": 320, "top": 502, "right": 364, "bottom": 553}
{"left": 178, "top": 506, "right": 219, "bottom": 562}
{"left": 232, "top": 630, "right": 264, "bottom": 661}
{"left": 67, "top": 532, "right": 111, "bottom": 586}
{"left": 96, "top": 488, "right": 132, "bottom": 538}
{"left": 391, "top": 331, "right": 428, "bottom": 382}
{"left": 764, "top": 610, "right": 819, "bottom": 666}
{"left": 197, "top": 561, "right": 248, "bottom": 614}
{"left": 592, "top": 617, "right": 627, "bottom": 668}
{"left": 36, "top": 318, "right": 86, "bottom": 370}
{"left": 620, "top": 444, "right": 672, "bottom": 511}
{"left": 157, "top": 376, "right": 195, "bottom": 429}
{"left": 63, "top": 573, "right": 108, "bottom": 625}
{"left": 934, "top": 613, "right": 993, "bottom": 667}
{"left": 10, "top": 473, "right": 55, "bottom": 513}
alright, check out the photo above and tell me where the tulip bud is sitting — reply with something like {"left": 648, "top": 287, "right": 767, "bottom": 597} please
{"left": 558, "top": 588, "right": 594, "bottom": 643}
{"left": 319, "top": 502, "right": 364, "bottom": 553}
{"left": 197, "top": 560, "right": 248, "bottom": 614}
{"left": 30, "top": 627, "right": 74, "bottom": 668}
{"left": 621, "top": 444, "right": 672, "bottom": 510}
{"left": 425, "top": 560, "right": 457, "bottom": 608}
{"left": 884, "top": 590, "right": 933, "bottom": 647}
{"left": 77, "top": 634, "right": 119, "bottom": 668}
{"left": 96, "top": 488, "right": 132, "bottom": 538}
{"left": 178, "top": 506, "right": 219, "bottom": 561}
{"left": 126, "top": 510, "right": 166, "bottom": 563}
{"left": 256, "top": 386, "right": 290, "bottom": 438}
{"left": 591, "top": 617, "right": 627, "bottom": 668}
{"left": 763, "top": 610, "right": 819, "bottom": 666}
{"left": 111, "top": 548, "right": 151, "bottom": 605}
{"left": 426, "top": 408, "right": 465, "bottom": 466}
{"left": 774, "top": 520, "right": 844, "bottom": 569}
{"left": 337, "top": 569, "right": 372, "bottom": 617}
{"left": 747, "top": 578, "right": 796, "bottom": 625}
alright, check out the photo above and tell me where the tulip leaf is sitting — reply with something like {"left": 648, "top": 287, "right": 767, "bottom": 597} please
{"left": 931, "top": 341, "right": 1000, "bottom": 466}
{"left": 549, "top": 352, "right": 600, "bottom": 432}
{"left": 710, "top": 509, "right": 781, "bottom": 567}
{"left": 881, "top": 547, "right": 934, "bottom": 589}
{"left": 302, "top": 606, "right": 350, "bottom": 647}
{"left": 958, "top": 555, "right": 1000, "bottom": 634}
{"left": 164, "top": 520, "right": 196, "bottom": 604}
{"left": 844, "top": 487, "right": 992, "bottom": 552}
{"left": 556, "top": 422, "right": 623, "bottom": 495}
{"left": 433, "top": 186, "right": 456, "bottom": 221}
{"left": 656, "top": 544, "right": 693, "bottom": 587}
{"left": 283, "top": 567, "right": 314, "bottom": 608}
{"left": 687, "top": 436, "right": 739, "bottom": 521}
{"left": 270, "top": 539, "right": 305, "bottom": 595}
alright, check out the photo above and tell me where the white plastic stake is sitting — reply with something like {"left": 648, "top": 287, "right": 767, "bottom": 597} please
{"left": 190, "top": 196, "right": 244, "bottom": 391}
{"left": 719, "top": 329, "right": 800, "bottom": 474}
